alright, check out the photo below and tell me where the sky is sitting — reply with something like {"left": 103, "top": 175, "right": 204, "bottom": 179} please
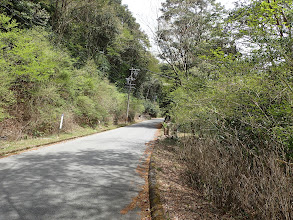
{"left": 121, "top": 0, "right": 236, "bottom": 54}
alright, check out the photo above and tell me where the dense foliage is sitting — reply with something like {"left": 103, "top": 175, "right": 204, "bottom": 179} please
{"left": 1, "top": 0, "right": 161, "bottom": 93}
{"left": 0, "top": 0, "right": 161, "bottom": 139}
{"left": 158, "top": 0, "right": 293, "bottom": 219}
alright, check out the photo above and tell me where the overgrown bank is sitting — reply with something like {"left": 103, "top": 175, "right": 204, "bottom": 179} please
{"left": 176, "top": 135, "right": 292, "bottom": 219}
{"left": 0, "top": 18, "right": 143, "bottom": 139}
{"left": 0, "top": 0, "right": 162, "bottom": 141}
{"left": 157, "top": 0, "right": 293, "bottom": 219}
{"left": 152, "top": 133, "right": 292, "bottom": 219}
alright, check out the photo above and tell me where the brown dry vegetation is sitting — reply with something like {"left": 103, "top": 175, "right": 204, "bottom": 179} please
{"left": 171, "top": 135, "right": 293, "bottom": 220}
{"left": 152, "top": 137, "right": 235, "bottom": 220}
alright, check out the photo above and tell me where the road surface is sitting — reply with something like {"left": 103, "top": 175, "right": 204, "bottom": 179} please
{"left": 0, "top": 119, "right": 163, "bottom": 220}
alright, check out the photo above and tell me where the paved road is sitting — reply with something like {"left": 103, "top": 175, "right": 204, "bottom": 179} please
{"left": 0, "top": 119, "right": 163, "bottom": 220}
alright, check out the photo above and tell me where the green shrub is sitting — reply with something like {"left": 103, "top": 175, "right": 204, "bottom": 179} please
{"left": 143, "top": 100, "right": 160, "bottom": 117}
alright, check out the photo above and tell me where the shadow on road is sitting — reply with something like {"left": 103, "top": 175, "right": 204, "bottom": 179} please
{"left": 0, "top": 148, "right": 146, "bottom": 219}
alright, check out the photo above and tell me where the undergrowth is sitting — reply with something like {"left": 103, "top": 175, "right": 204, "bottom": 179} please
{"left": 172, "top": 135, "right": 293, "bottom": 219}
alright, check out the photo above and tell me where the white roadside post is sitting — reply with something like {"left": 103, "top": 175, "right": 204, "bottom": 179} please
{"left": 58, "top": 114, "right": 64, "bottom": 136}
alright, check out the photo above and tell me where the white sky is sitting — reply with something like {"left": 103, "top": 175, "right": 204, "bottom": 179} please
{"left": 121, "top": 0, "right": 236, "bottom": 54}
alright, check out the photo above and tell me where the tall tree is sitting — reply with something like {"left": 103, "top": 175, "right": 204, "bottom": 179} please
{"left": 157, "top": 0, "right": 230, "bottom": 82}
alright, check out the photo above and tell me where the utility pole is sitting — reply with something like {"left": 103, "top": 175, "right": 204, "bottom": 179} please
{"left": 126, "top": 68, "right": 140, "bottom": 123}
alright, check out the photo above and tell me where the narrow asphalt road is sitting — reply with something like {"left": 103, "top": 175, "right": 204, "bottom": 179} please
{"left": 0, "top": 119, "right": 163, "bottom": 220}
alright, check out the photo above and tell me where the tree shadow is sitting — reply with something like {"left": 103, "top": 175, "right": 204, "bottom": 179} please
{"left": 0, "top": 148, "right": 146, "bottom": 220}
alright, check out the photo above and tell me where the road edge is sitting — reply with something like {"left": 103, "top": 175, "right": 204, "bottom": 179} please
{"left": 149, "top": 152, "right": 166, "bottom": 220}
{"left": 148, "top": 124, "right": 166, "bottom": 220}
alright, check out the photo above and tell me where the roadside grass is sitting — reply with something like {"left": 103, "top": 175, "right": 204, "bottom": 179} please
{"left": 0, "top": 123, "right": 128, "bottom": 157}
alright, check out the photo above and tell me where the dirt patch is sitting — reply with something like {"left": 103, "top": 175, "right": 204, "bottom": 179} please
{"left": 152, "top": 138, "right": 235, "bottom": 220}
